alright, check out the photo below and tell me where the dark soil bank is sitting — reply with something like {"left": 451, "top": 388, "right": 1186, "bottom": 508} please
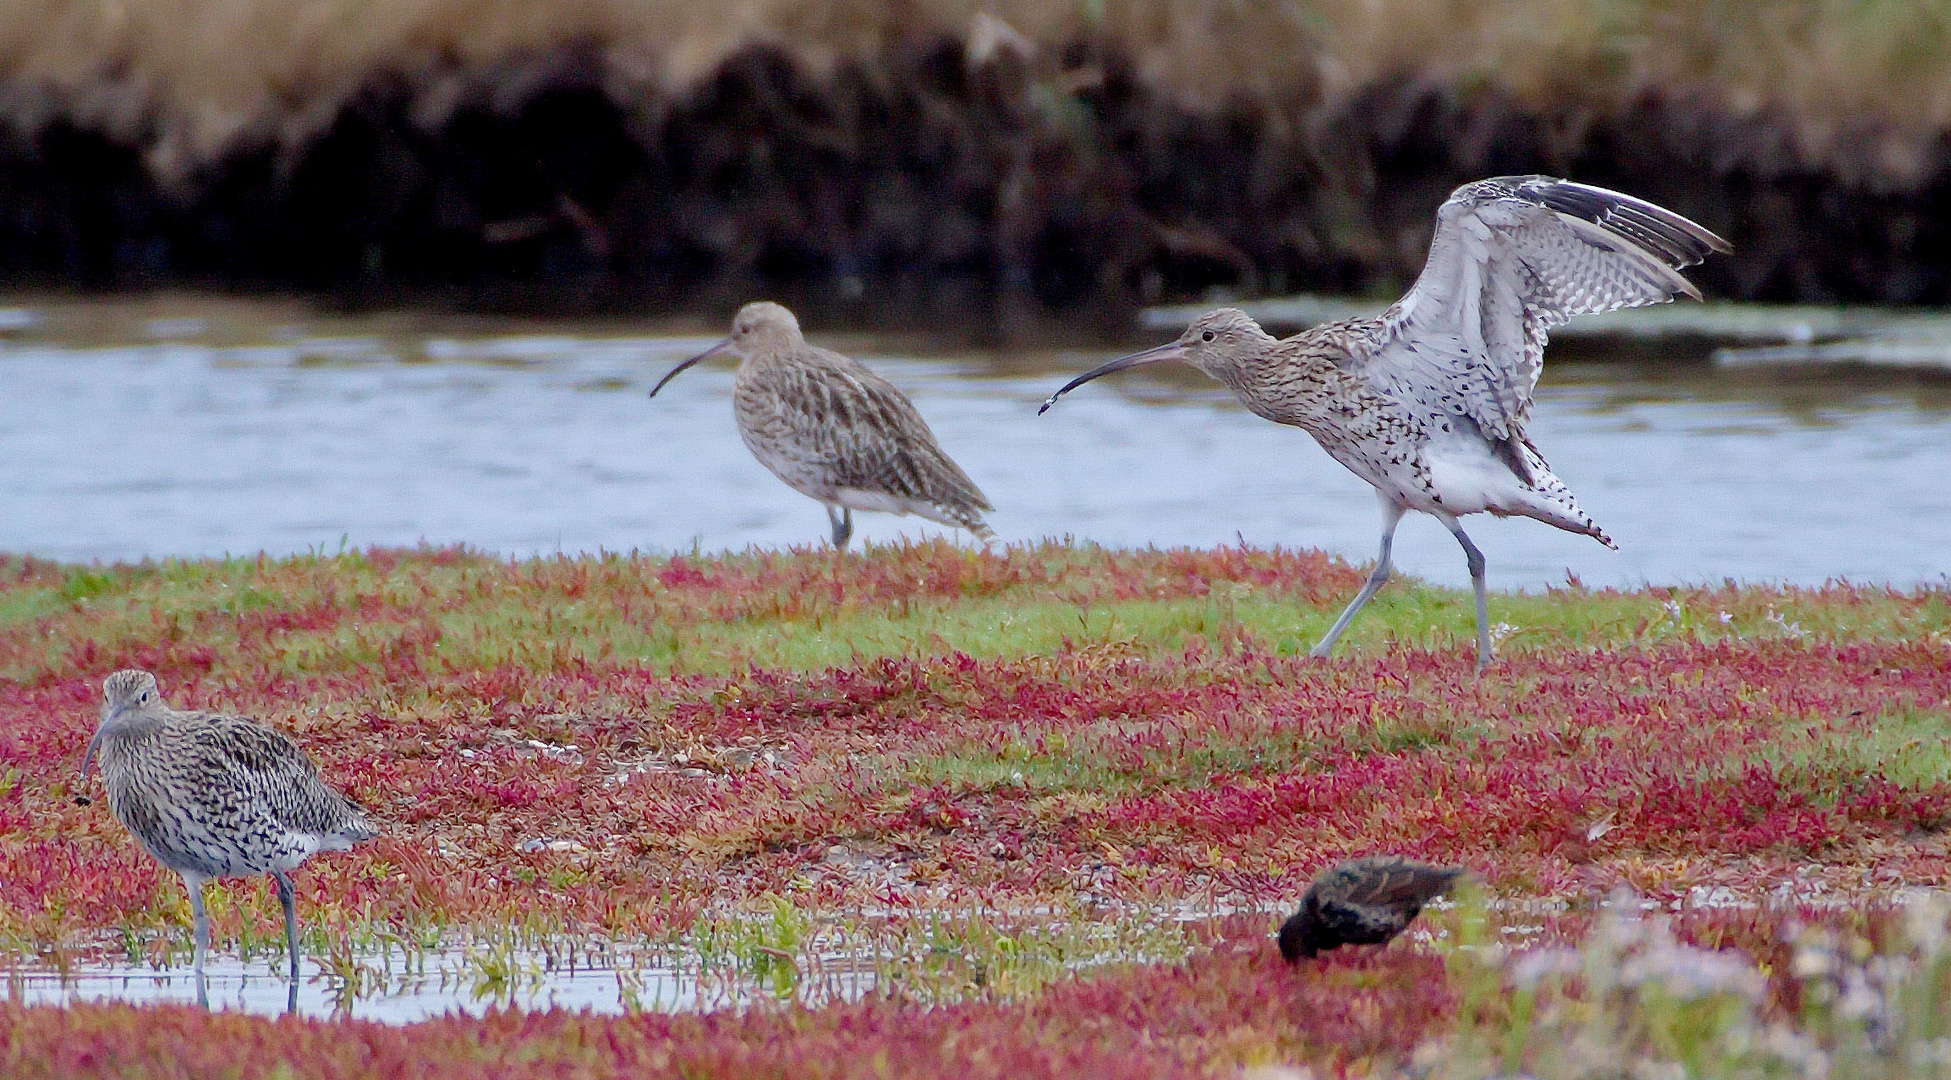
{"left": 1, "top": 38, "right": 1946, "bottom": 326}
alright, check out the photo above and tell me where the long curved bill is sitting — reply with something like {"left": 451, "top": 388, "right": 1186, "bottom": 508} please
{"left": 648, "top": 338, "right": 733, "bottom": 398}
{"left": 80, "top": 727, "right": 105, "bottom": 779}
{"left": 1037, "top": 340, "right": 1189, "bottom": 414}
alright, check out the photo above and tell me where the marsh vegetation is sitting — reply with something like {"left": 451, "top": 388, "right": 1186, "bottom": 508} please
{"left": 3, "top": 543, "right": 1951, "bottom": 1073}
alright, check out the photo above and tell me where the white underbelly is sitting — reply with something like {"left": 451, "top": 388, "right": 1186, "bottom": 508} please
{"left": 1320, "top": 433, "right": 1525, "bottom": 518}
{"left": 1420, "top": 434, "right": 1591, "bottom": 533}
{"left": 1314, "top": 422, "right": 1603, "bottom": 538}
{"left": 1422, "top": 441, "right": 1512, "bottom": 515}
{"left": 833, "top": 488, "right": 911, "bottom": 514}
{"left": 1319, "top": 439, "right": 1449, "bottom": 516}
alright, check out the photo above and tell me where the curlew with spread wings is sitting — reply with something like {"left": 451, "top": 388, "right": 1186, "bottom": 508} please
{"left": 1042, "top": 176, "right": 1729, "bottom": 670}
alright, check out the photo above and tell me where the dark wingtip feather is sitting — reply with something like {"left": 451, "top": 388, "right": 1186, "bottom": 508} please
{"left": 1499, "top": 176, "right": 1731, "bottom": 267}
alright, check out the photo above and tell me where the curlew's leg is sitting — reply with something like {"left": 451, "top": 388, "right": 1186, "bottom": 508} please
{"left": 273, "top": 868, "right": 301, "bottom": 983}
{"left": 182, "top": 871, "right": 210, "bottom": 1008}
{"left": 1310, "top": 500, "right": 1407, "bottom": 659}
{"left": 1438, "top": 513, "right": 1494, "bottom": 672}
{"left": 272, "top": 868, "right": 301, "bottom": 1013}
{"left": 827, "top": 505, "right": 853, "bottom": 550}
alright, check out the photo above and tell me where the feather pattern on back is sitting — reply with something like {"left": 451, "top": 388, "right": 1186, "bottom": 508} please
{"left": 734, "top": 341, "right": 995, "bottom": 539}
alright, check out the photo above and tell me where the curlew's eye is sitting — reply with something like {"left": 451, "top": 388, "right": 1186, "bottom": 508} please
{"left": 1201, "top": 331, "right": 1215, "bottom": 342}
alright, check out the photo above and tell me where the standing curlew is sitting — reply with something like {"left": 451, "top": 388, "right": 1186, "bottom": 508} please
{"left": 81, "top": 669, "right": 376, "bottom": 1009}
{"left": 649, "top": 301, "right": 995, "bottom": 549}
{"left": 1041, "top": 176, "right": 1728, "bottom": 670}
{"left": 1278, "top": 855, "right": 1467, "bottom": 961}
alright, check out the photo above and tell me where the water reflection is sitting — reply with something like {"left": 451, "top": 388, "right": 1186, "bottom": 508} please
{"left": 2, "top": 295, "right": 1949, "bottom": 588}
{"left": 4, "top": 944, "right": 876, "bottom": 1022}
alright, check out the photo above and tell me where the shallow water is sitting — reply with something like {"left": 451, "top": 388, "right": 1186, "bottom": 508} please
{"left": 4, "top": 945, "right": 873, "bottom": 1021}
{"left": 3, "top": 295, "right": 1950, "bottom": 589}
{"left": 1, "top": 889, "right": 1889, "bottom": 1021}
{"left": 6, "top": 952, "right": 672, "bottom": 1021}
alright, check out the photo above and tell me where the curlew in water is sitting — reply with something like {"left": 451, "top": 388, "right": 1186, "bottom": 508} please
{"left": 82, "top": 669, "right": 376, "bottom": 1009}
{"left": 1041, "top": 176, "right": 1728, "bottom": 670}
{"left": 1277, "top": 855, "right": 1467, "bottom": 961}
{"left": 650, "top": 301, "right": 995, "bottom": 549}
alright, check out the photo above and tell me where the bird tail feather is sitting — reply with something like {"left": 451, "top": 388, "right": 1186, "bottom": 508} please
{"left": 900, "top": 497, "right": 995, "bottom": 545}
{"left": 1496, "top": 439, "right": 1616, "bottom": 548}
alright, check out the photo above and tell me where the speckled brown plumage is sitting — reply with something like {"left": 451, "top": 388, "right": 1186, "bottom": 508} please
{"left": 1042, "top": 176, "right": 1728, "bottom": 670}
{"left": 651, "top": 301, "right": 994, "bottom": 549}
{"left": 1277, "top": 855, "right": 1467, "bottom": 961}
{"left": 82, "top": 669, "right": 375, "bottom": 1006}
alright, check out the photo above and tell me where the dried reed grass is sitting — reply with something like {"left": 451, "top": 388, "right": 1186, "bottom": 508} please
{"left": 0, "top": 0, "right": 1946, "bottom": 178}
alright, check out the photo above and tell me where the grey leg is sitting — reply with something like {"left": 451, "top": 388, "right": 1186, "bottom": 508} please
{"left": 1310, "top": 501, "right": 1408, "bottom": 659}
{"left": 1438, "top": 513, "right": 1494, "bottom": 672}
{"left": 273, "top": 868, "right": 301, "bottom": 985}
{"left": 827, "top": 505, "right": 853, "bottom": 550}
{"left": 182, "top": 871, "right": 210, "bottom": 1009}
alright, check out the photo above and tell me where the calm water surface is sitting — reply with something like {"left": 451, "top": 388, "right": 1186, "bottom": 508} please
{"left": 5, "top": 945, "right": 872, "bottom": 1021}
{"left": 3, "top": 295, "right": 1950, "bottom": 589}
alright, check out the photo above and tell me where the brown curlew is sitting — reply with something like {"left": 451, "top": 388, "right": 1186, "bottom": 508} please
{"left": 649, "top": 301, "right": 995, "bottom": 549}
{"left": 1041, "top": 176, "right": 1728, "bottom": 670}
{"left": 1277, "top": 855, "right": 1467, "bottom": 961}
{"left": 82, "top": 669, "right": 376, "bottom": 1009}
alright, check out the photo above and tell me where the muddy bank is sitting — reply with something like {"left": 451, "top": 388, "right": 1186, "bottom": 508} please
{"left": 1, "top": 38, "right": 1947, "bottom": 328}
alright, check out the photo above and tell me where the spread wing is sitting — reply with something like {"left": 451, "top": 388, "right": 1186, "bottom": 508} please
{"left": 1352, "top": 176, "right": 1728, "bottom": 442}
{"left": 757, "top": 349, "right": 992, "bottom": 514}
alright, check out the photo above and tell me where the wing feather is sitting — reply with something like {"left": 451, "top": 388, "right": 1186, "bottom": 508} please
{"left": 1334, "top": 857, "right": 1466, "bottom": 908}
{"left": 192, "top": 714, "right": 368, "bottom": 836}
{"left": 1354, "top": 176, "right": 1726, "bottom": 442}
{"left": 763, "top": 350, "right": 993, "bottom": 517}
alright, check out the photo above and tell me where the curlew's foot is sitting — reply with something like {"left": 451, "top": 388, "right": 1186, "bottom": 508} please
{"left": 826, "top": 506, "right": 854, "bottom": 550}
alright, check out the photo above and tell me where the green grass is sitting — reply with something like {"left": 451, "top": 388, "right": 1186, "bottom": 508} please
{"left": 900, "top": 701, "right": 1484, "bottom": 801}
{"left": 903, "top": 722, "right": 1332, "bottom": 798}
{"left": 6, "top": 548, "right": 1948, "bottom": 685}
{"left": 1787, "top": 707, "right": 1951, "bottom": 792}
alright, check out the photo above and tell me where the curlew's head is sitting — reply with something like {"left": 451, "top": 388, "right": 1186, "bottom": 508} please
{"left": 85, "top": 669, "right": 164, "bottom": 779}
{"left": 101, "top": 669, "right": 161, "bottom": 717}
{"left": 724, "top": 301, "right": 803, "bottom": 356}
{"left": 1038, "top": 308, "right": 1274, "bottom": 414}
{"left": 648, "top": 301, "right": 806, "bottom": 398}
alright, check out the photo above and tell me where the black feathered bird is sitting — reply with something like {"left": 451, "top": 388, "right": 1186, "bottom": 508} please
{"left": 1278, "top": 855, "right": 1467, "bottom": 961}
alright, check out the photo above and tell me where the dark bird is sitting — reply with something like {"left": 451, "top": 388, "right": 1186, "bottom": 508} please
{"left": 1278, "top": 855, "right": 1467, "bottom": 961}
{"left": 1041, "top": 176, "right": 1728, "bottom": 670}
{"left": 649, "top": 301, "right": 995, "bottom": 549}
{"left": 81, "top": 669, "right": 377, "bottom": 1008}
